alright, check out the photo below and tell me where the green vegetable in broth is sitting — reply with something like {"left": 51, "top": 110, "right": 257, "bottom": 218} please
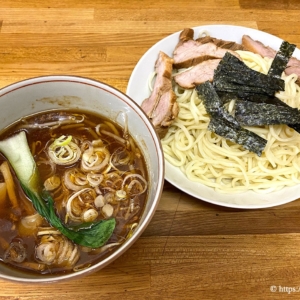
{"left": 0, "top": 131, "right": 116, "bottom": 248}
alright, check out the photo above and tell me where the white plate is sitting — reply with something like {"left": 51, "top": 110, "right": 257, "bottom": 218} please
{"left": 126, "top": 25, "right": 300, "bottom": 209}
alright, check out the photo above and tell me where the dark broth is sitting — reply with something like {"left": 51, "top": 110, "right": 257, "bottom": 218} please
{"left": 0, "top": 109, "right": 148, "bottom": 275}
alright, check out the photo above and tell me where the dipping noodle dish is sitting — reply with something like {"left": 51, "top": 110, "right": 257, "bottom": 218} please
{"left": 127, "top": 25, "right": 300, "bottom": 208}
{"left": 0, "top": 76, "right": 164, "bottom": 282}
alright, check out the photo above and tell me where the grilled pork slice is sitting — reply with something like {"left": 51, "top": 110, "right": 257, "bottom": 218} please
{"left": 173, "top": 28, "right": 194, "bottom": 55}
{"left": 286, "top": 64, "right": 300, "bottom": 81}
{"left": 141, "top": 51, "right": 178, "bottom": 138}
{"left": 151, "top": 90, "right": 179, "bottom": 138}
{"left": 242, "top": 35, "right": 300, "bottom": 82}
{"left": 242, "top": 35, "right": 277, "bottom": 58}
{"left": 177, "top": 28, "right": 194, "bottom": 45}
{"left": 173, "top": 29, "right": 241, "bottom": 69}
{"left": 177, "top": 28, "right": 244, "bottom": 51}
{"left": 196, "top": 36, "right": 245, "bottom": 51}
{"left": 174, "top": 59, "right": 221, "bottom": 89}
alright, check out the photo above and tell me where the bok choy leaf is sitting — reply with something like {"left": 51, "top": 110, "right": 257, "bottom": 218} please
{"left": 0, "top": 131, "right": 116, "bottom": 248}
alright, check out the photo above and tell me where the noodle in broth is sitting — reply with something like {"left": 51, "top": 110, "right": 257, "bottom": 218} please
{"left": 0, "top": 110, "right": 148, "bottom": 274}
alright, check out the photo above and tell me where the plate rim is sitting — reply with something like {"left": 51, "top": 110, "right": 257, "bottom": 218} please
{"left": 126, "top": 24, "right": 300, "bottom": 209}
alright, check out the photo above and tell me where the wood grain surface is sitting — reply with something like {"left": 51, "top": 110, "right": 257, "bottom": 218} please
{"left": 1, "top": 1, "right": 300, "bottom": 299}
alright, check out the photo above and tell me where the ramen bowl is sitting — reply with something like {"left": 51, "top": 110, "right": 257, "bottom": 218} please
{"left": 0, "top": 75, "right": 164, "bottom": 283}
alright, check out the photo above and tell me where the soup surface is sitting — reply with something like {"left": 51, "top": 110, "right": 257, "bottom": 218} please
{"left": 0, "top": 109, "right": 148, "bottom": 275}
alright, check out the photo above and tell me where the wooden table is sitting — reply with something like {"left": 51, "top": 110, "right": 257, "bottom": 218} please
{"left": 1, "top": 1, "right": 300, "bottom": 299}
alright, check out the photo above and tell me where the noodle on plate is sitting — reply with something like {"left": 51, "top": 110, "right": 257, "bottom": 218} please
{"left": 161, "top": 51, "right": 300, "bottom": 193}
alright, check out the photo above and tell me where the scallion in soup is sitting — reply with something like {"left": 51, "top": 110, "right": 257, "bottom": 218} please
{"left": 0, "top": 110, "right": 148, "bottom": 274}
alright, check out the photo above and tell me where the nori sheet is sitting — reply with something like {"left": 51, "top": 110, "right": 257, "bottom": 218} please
{"left": 213, "top": 52, "right": 285, "bottom": 96}
{"left": 208, "top": 117, "right": 267, "bottom": 156}
{"left": 235, "top": 100, "right": 300, "bottom": 126}
{"left": 268, "top": 41, "right": 296, "bottom": 78}
{"left": 218, "top": 92, "right": 300, "bottom": 134}
{"left": 195, "top": 80, "right": 223, "bottom": 114}
{"left": 196, "top": 82, "right": 267, "bottom": 156}
{"left": 215, "top": 41, "right": 300, "bottom": 133}
{"left": 289, "top": 123, "right": 300, "bottom": 133}
{"left": 194, "top": 41, "right": 297, "bottom": 156}
{"left": 217, "top": 91, "right": 287, "bottom": 106}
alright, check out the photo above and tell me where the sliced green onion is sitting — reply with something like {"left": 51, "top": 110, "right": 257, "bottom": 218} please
{"left": 0, "top": 131, "right": 116, "bottom": 248}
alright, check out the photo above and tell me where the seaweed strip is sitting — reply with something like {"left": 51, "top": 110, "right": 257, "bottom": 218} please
{"left": 217, "top": 91, "right": 287, "bottom": 106}
{"left": 218, "top": 92, "right": 300, "bottom": 134}
{"left": 214, "top": 80, "right": 278, "bottom": 97}
{"left": 268, "top": 41, "right": 296, "bottom": 78}
{"left": 208, "top": 117, "right": 266, "bottom": 156}
{"left": 215, "top": 43, "right": 300, "bottom": 133}
{"left": 213, "top": 52, "right": 285, "bottom": 96}
{"left": 195, "top": 80, "right": 223, "bottom": 114}
{"left": 196, "top": 82, "right": 267, "bottom": 156}
{"left": 289, "top": 123, "right": 300, "bottom": 133}
{"left": 235, "top": 100, "right": 300, "bottom": 126}
{"left": 196, "top": 82, "right": 238, "bottom": 125}
{"left": 195, "top": 40, "right": 298, "bottom": 156}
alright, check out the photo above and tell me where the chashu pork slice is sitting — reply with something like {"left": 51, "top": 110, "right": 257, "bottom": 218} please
{"left": 141, "top": 51, "right": 178, "bottom": 138}
{"left": 196, "top": 36, "right": 245, "bottom": 51}
{"left": 173, "top": 40, "right": 241, "bottom": 69}
{"left": 242, "top": 35, "right": 300, "bottom": 83}
{"left": 173, "top": 28, "right": 241, "bottom": 69}
{"left": 174, "top": 27, "right": 194, "bottom": 51}
{"left": 176, "top": 28, "right": 244, "bottom": 51}
{"left": 174, "top": 59, "right": 221, "bottom": 89}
